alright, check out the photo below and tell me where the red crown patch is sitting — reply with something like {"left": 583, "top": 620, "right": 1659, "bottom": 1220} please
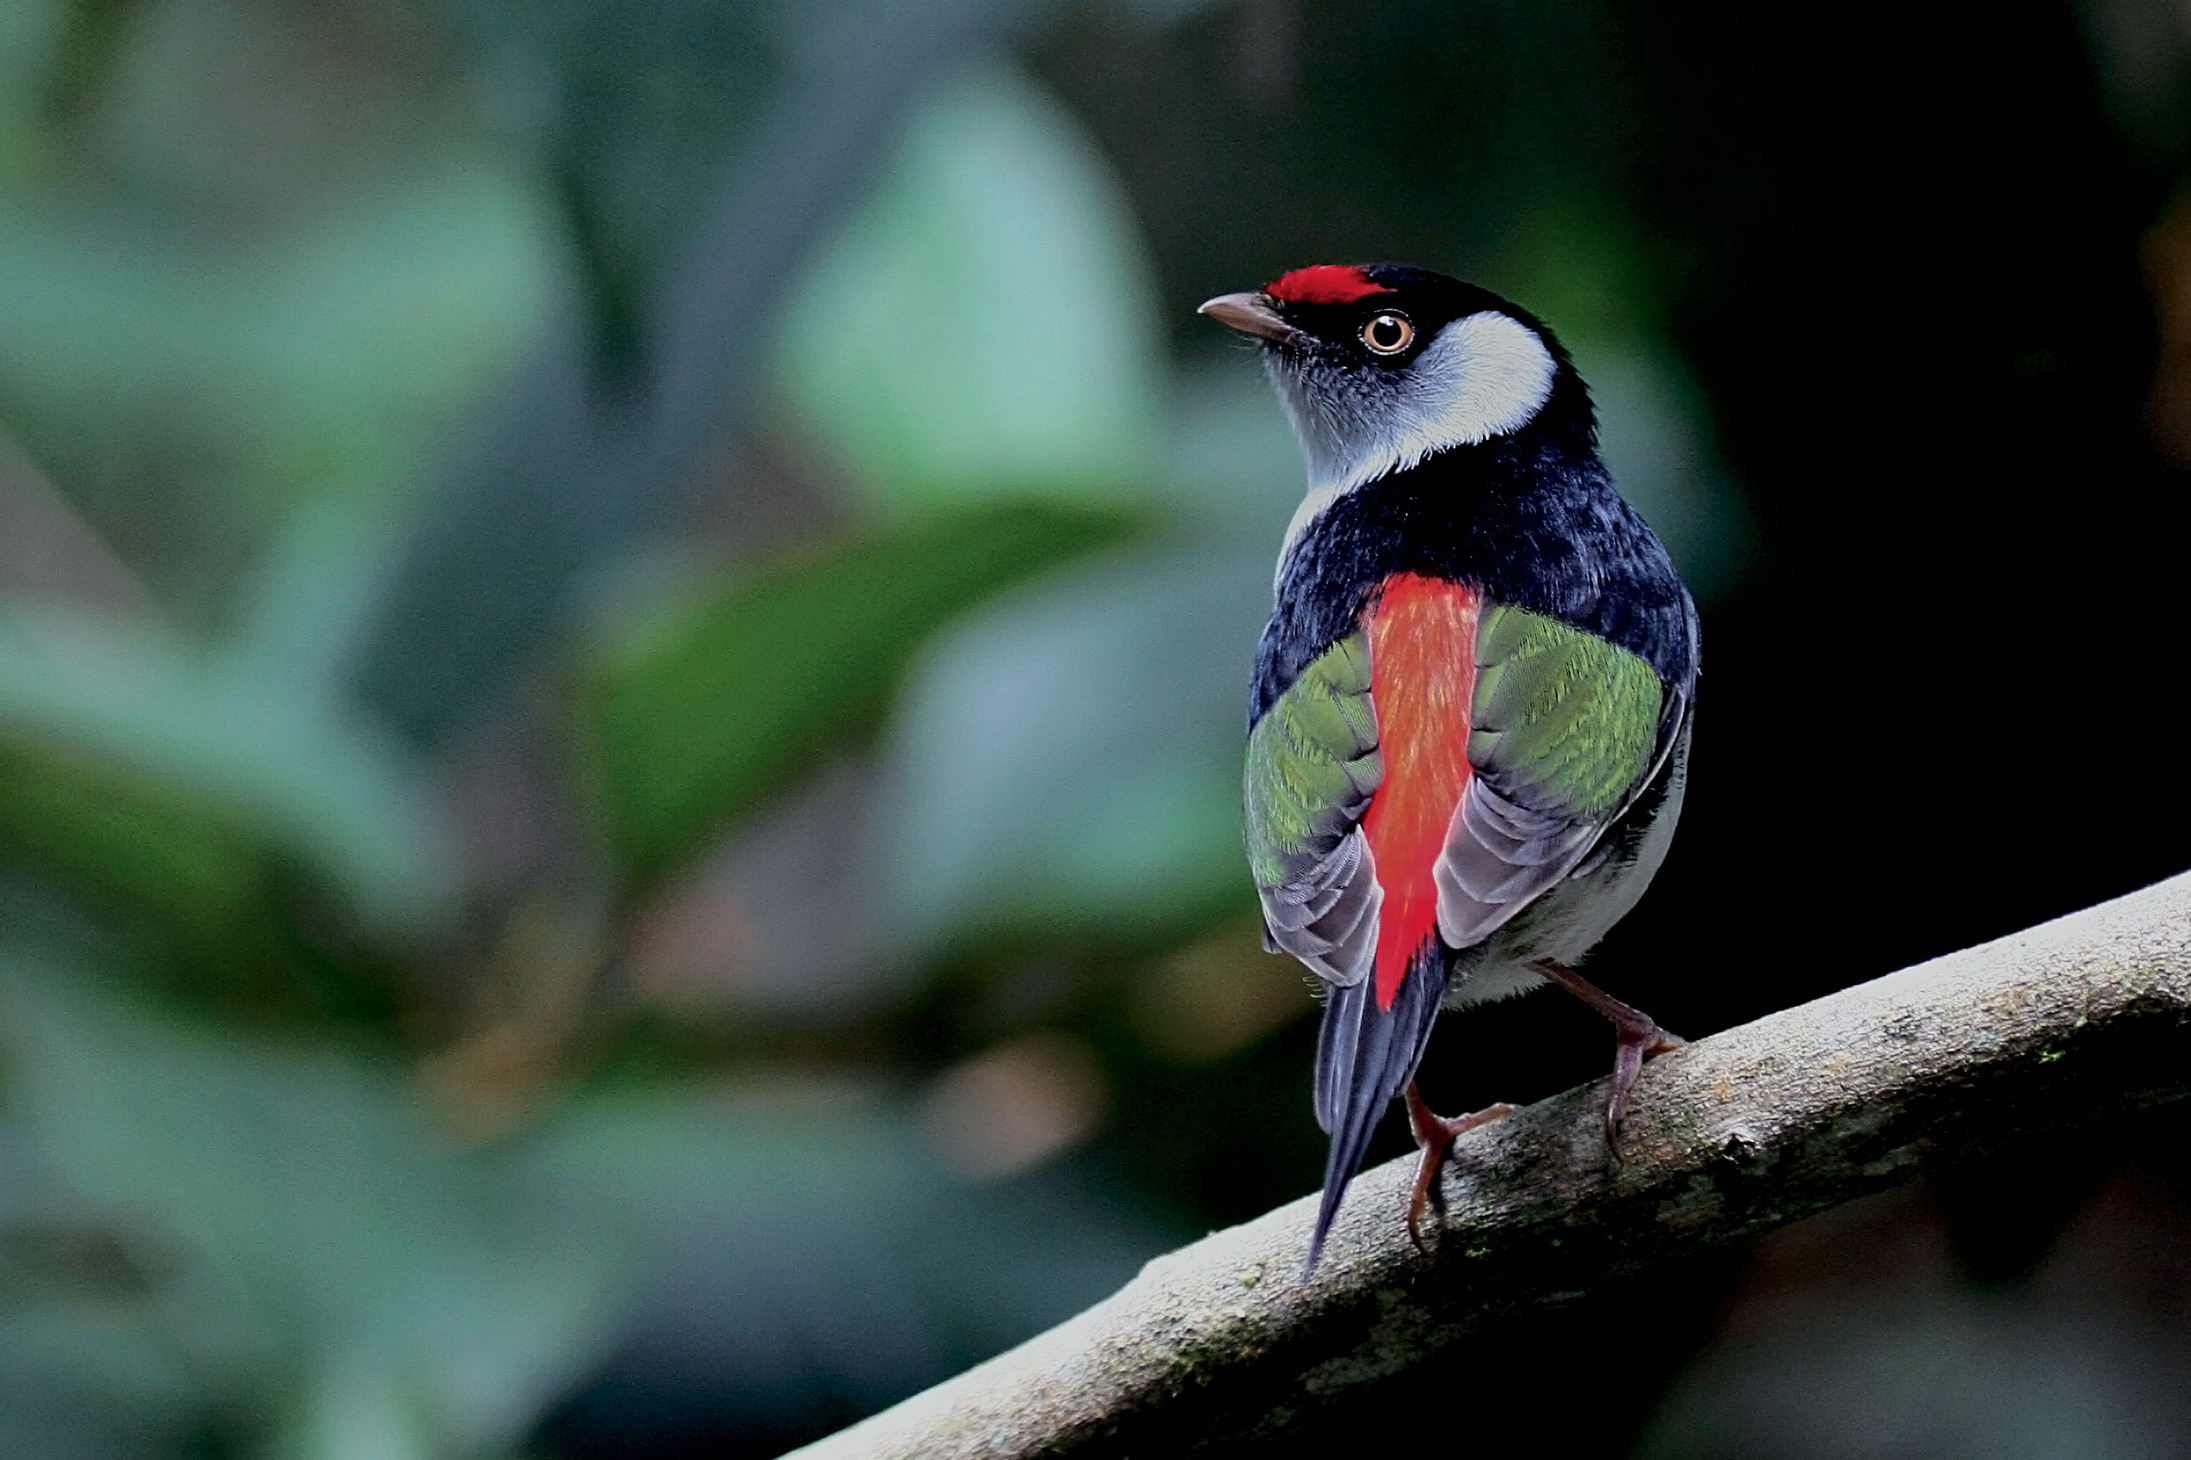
{"left": 1264, "top": 265, "right": 1392, "bottom": 305}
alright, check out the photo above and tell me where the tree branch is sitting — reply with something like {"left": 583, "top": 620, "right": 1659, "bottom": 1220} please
{"left": 789, "top": 870, "right": 2191, "bottom": 1458}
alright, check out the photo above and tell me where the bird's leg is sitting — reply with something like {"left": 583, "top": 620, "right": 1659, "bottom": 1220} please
{"left": 1529, "top": 959, "right": 1684, "bottom": 1147}
{"left": 1404, "top": 1081, "right": 1518, "bottom": 1254}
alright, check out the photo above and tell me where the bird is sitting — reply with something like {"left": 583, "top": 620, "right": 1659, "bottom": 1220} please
{"left": 1202, "top": 263, "right": 1699, "bottom": 1270}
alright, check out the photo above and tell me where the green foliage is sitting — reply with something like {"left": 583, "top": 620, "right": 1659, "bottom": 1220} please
{"left": 431, "top": 0, "right": 781, "bottom": 369}
{"left": 0, "top": 1, "right": 557, "bottom": 620}
{"left": 777, "top": 63, "right": 1167, "bottom": 511}
{"left": 0, "top": 962, "right": 622, "bottom": 1460}
{"left": 581, "top": 498, "right": 1142, "bottom": 879}
{"left": 0, "top": 956, "right": 1167, "bottom": 1460}
{"left": 0, "top": 722, "right": 274, "bottom": 975}
{"left": 0, "top": 606, "right": 454, "bottom": 978}
{"left": 576, "top": 58, "right": 1174, "bottom": 885}
{"left": 873, "top": 547, "right": 1267, "bottom": 949}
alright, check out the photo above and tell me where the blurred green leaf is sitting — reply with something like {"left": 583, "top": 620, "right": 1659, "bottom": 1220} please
{"left": 0, "top": 959, "right": 628, "bottom": 1460}
{"left": 0, "top": 726, "right": 269, "bottom": 968}
{"left": 582, "top": 498, "right": 1140, "bottom": 878}
{"left": 776, "top": 62, "right": 1166, "bottom": 510}
{"left": 0, "top": 146, "right": 557, "bottom": 617}
{"left": 359, "top": 0, "right": 1059, "bottom": 748}
{"left": 0, "top": 601, "right": 458, "bottom": 974}
{"left": 0, "top": 4, "right": 68, "bottom": 146}
{"left": 1165, "top": 360, "right": 1316, "bottom": 545}
{"left": 433, "top": 0, "right": 779, "bottom": 372}
{"left": 0, "top": 954, "right": 1173, "bottom": 1459}
{"left": 874, "top": 544, "right": 1265, "bottom": 950}
{"left": 37, "top": 0, "right": 141, "bottom": 134}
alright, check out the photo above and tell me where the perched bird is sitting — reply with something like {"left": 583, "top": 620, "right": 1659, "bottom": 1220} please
{"left": 1202, "top": 264, "right": 1699, "bottom": 1269}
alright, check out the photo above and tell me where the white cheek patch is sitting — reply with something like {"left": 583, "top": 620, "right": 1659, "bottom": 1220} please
{"left": 1326, "top": 310, "right": 1556, "bottom": 491}
{"left": 1273, "top": 311, "right": 1558, "bottom": 580}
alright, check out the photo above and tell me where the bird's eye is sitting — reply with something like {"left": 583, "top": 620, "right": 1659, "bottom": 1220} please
{"left": 1361, "top": 312, "right": 1415, "bottom": 355}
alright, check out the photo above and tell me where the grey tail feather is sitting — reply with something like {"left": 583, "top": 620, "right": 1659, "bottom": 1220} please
{"left": 1305, "top": 947, "right": 1448, "bottom": 1273}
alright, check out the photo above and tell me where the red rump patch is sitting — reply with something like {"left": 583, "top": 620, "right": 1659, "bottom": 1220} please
{"left": 1265, "top": 264, "right": 1392, "bottom": 306}
{"left": 1360, "top": 574, "right": 1479, "bottom": 1009}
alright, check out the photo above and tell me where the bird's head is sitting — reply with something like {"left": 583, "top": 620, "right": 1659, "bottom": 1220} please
{"left": 1199, "top": 264, "right": 1591, "bottom": 495}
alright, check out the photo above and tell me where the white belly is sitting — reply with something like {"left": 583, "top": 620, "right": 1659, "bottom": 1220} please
{"left": 1441, "top": 719, "right": 1691, "bottom": 1011}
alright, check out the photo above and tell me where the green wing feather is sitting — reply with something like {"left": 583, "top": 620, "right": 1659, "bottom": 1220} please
{"left": 1469, "top": 603, "right": 1662, "bottom": 817}
{"left": 1243, "top": 632, "right": 1377, "bottom": 884}
{"left": 1436, "top": 603, "right": 1671, "bottom": 947}
{"left": 1244, "top": 632, "right": 1383, "bottom": 985}
{"left": 1243, "top": 604, "right": 1675, "bottom": 971}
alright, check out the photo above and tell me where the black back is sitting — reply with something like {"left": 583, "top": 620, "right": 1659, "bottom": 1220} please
{"left": 1250, "top": 435, "right": 1699, "bottom": 728}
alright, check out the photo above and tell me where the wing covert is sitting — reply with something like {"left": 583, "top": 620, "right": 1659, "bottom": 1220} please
{"left": 1244, "top": 632, "right": 1384, "bottom": 986}
{"left": 1435, "top": 602, "right": 1675, "bottom": 948}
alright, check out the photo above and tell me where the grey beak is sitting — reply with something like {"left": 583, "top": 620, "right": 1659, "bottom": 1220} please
{"left": 1198, "top": 292, "right": 1309, "bottom": 348}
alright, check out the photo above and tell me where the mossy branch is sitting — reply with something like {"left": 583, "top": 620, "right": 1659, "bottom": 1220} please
{"left": 789, "top": 871, "right": 2191, "bottom": 1458}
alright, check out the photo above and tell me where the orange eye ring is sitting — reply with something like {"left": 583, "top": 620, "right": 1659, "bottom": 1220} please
{"left": 1361, "top": 311, "right": 1415, "bottom": 356}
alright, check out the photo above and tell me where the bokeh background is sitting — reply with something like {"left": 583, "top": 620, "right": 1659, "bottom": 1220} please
{"left": 4, "top": 0, "right": 2191, "bottom": 1456}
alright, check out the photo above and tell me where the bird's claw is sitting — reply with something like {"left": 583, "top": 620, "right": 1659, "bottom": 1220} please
{"left": 1404, "top": 1083, "right": 1517, "bottom": 1253}
{"left": 1526, "top": 959, "right": 1684, "bottom": 1158}
{"left": 1603, "top": 1020, "right": 1685, "bottom": 1157}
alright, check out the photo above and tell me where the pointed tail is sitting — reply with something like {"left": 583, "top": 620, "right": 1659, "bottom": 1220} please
{"left": 1306, "top": 947, "right": 1447, "bottom": 1271}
